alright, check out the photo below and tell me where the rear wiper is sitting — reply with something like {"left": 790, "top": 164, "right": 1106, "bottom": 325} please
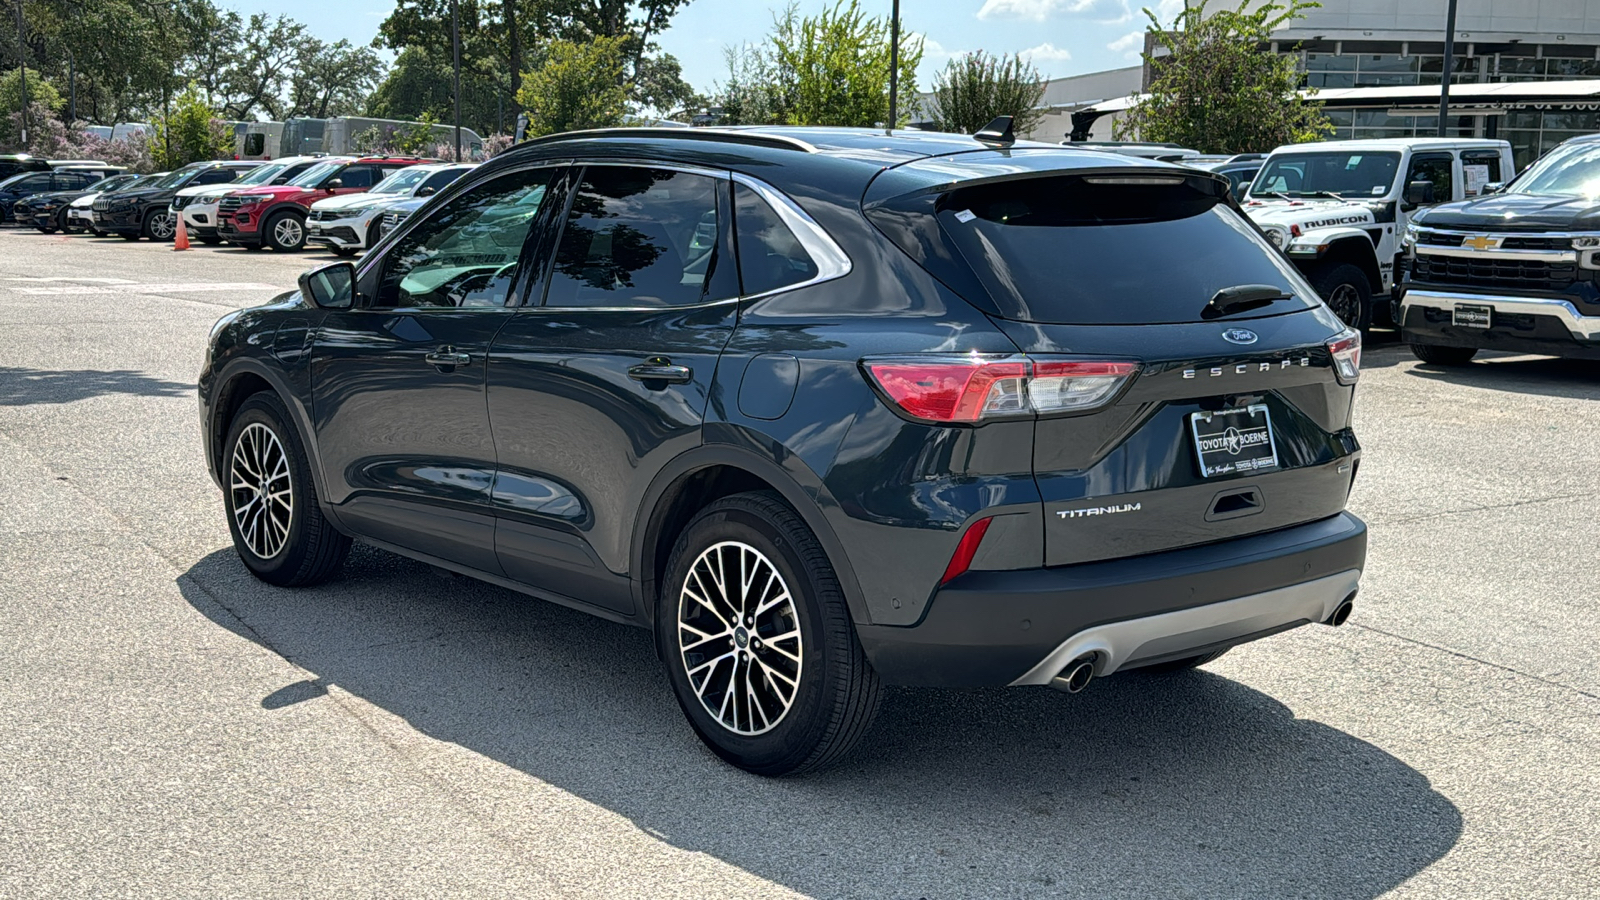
{"left": 1204, "top": 284, "right": 1292, "bottom": 319}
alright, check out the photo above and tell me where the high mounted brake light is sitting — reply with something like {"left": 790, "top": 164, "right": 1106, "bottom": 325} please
{"left": 864, "top": 356, "right": 1139, "bottom": 424}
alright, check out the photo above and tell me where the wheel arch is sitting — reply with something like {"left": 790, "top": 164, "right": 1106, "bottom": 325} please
{"left": 208, "top": 357, "right": 330, "bottom": 503}
{"left": 1314, "top": 234, "right": 1382, "bottom": 291}
{"left": 630, "top": 444, "right": 871, "bottom": 633}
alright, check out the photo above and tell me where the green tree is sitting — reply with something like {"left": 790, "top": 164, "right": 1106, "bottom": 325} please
{"left": 715, "top": 0, "right": 923, "bottom": 128}
{"left": 515, "top": 36, "right": 630, "bottom": 136}
{"left": 0, "top": 68, "right": 65, "bottom": 122}
{"left": 151, "top": 84, "right": 230, "bottom": 169}
{"left": 1116, "top": 0, "right": 1332, "bottom": 153}
{"left": 926, "top": 51, "right": 1046, "bottom": 135}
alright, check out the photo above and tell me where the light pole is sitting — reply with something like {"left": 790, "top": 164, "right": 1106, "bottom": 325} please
{"left": 13, "top": 0, "right": 27, "bottom": 147}
{"left": 887, "top": 0, "right": 900, "bottom": 133}
{"left": 1436, "top": 0, "right": 1459, "bottom": 137}
{"left": 451, "top": 0, "right": 462, "bottom": 160}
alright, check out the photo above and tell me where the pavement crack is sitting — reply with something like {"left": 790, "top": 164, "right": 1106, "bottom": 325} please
{"left": 1351, "top": 622, "right": 1600, "bottom": 703}
{"left": 1361, "top": 490, "right": 1600, "bottom": 527}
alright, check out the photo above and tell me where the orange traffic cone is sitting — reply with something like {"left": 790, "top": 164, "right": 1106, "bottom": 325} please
{"left": 173, "top": 214, "right": 190, "bottom": 251}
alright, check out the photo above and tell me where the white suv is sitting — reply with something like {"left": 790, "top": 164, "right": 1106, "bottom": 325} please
{"left": 1244, "top": 138, "right": 1514, "bottom": 329}
{"left": 306, "top": 163, "right": 475, "bottom": 256}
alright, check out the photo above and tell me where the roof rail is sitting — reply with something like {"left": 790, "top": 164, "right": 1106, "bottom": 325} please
{"left": 517, "top": 127, "right": 817, "bottom": 154}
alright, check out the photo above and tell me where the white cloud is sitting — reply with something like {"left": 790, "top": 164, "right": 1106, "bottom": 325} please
{"left": 977, "top": 0, "right": 1131, "bottom": 25}
{"left": 1021, "top": 42, "right": 1074, "bottom": 65}
{"left": 1107, "top": 30, "right": 1144, "bottom": 59}
{"left": 922, "top": 37, "right": 960, "bottom": 67}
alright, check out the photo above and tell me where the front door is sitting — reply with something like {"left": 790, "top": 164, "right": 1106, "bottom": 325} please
{"left": 310, "top": 164, "right": 561, "bottom": 573}
{"left": 487, "top": 163, "right": 740, "bottom": 614}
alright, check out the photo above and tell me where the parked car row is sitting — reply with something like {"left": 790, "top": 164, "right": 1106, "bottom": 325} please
{"left": 4, "top": 154, "right": 478, "bottom": 256}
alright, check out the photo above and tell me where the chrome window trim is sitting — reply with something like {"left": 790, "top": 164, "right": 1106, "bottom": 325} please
{"left": 517, "top": 167, "right": 853, "bottom": 313}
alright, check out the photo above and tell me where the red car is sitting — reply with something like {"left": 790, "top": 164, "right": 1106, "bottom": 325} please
{"left": 216, "top": 156, "right": 432, "bottom": 251}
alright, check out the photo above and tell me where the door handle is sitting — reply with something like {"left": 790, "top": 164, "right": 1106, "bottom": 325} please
{"left": 628, "top": 358, "right": 693, "bottom": 385}
{"left": 425, "top": 347, "right": 472, "bottom": 369}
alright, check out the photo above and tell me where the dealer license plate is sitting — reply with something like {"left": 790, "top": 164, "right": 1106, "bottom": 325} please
{"left": 1190, "top": 405, "right": 1280, "bottom": 478}
{"left": 1453, "top": 304, "right": 1492, "bottom": 328}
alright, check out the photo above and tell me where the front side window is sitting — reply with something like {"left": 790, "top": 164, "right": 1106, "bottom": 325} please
{"left": 1251, "top": 151, "right": 1402, "bottom": 198}
{"left": 545, "top": 166, "right": 734, "bottom": 308}
{"left": 334, "top": 166, "right": 381, "bottom": 189}
{"left": 421, "top": 169, "right": 465, "bottom": 194}
{"left": 1406, "top": 154, "right": 1453, "bottom": 203}
{"left": 194, "top": 168, "right": 240, "bottom": 186}
{"left": 374, "top": 167, "right": 555, "bottom": 310}
{"left": 734, "top": 182, "right": 817, "bottom": 296}
{"left": 289, "top": 161, "right": 342, "bottom": 188}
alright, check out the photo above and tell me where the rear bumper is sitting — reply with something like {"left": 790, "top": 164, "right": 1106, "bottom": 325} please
{"left": 1400, "top": 288, "right": 1600, "bottom": 359}
{"left": 856, "top": 511, "right": 1367, "bottom": 687}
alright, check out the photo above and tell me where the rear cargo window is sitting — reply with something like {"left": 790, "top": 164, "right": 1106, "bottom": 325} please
{"left": 868, "top": 174, "right": 1316, "bottom": 325}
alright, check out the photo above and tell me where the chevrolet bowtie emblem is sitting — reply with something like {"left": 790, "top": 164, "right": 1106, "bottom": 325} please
{"left": 1463, "top": 234, "right": 1502, "bottom": 251}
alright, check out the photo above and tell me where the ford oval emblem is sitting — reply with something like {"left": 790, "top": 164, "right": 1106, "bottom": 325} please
{"left": 1222, "top": 328, "right": 1259, "bottom": 345}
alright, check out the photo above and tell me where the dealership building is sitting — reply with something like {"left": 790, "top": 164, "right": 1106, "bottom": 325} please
{"left": 1019, "top": 0, "right": 1600, "bottom": 168}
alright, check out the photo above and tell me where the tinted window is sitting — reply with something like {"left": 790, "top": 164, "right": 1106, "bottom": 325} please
{"left": 1252, "top": 151, "right": 1401, "bottom": 198}
{"left": 870, "top": 174, "right": 1317, "bottom": 325}
{"left": 546, "top": 166, "right": 733, "bottom": 308}
{"left": 734, "top": 182, "right": 817, "bottom": 296}
{"left": 335, "top": 166, "right": 380, "bottom": 189}
{"left": 14, "top": 174, "right": 51, "bottom": 191}
{"left": 421, "top": 169, "right": 463, "bottom": 193}
{"left": 375, "top": 167, "right": 554, "bottom": 309}
{"left": 194, "top": 168, "right": 240, "bottom": 186}
{"left": 244, "top": 134, "right": 266, "bottom": 156}
{"left": 1406, "top": 153, "right": 1453, "bottom": 203}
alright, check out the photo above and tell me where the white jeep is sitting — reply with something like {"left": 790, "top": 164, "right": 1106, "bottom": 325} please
{"left": 1243, "top": 138, "right": 1514, "bottom": 329}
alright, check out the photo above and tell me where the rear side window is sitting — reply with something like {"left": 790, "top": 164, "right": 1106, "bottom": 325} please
{"left": 868, "top": 174, "right": 1317, "bottom": 325}
{"left": 734, "top": 183, "right": 818, "bottom": 296}
{"left": 545, "top": 165, "right": 735, "bottom": 308}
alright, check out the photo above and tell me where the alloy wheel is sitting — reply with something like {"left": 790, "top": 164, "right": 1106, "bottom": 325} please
{"left": 273, "top": 217, "right": 303, "bottom": 249}
{"left": 229, "top": 422, "right": 293, "bottom": 559}
{"left": 678, "top": 541, "right": 803, "bottom": 736}
{"left": 150, "top": 212, "right": 175, "bottom": 240}
{"left": 1327, "top": 283, "right": 1362, "bottom": 328}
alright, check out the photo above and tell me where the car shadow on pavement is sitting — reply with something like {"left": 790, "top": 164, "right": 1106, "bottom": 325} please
{"left": 178, "top": 545, "right": 1462, "bottom": 899}
{"left": 1406, "top": 353, "right": 1600, "bottom": 398}
{"left": 0, "top": 366, "right": 191, "bottom": 406}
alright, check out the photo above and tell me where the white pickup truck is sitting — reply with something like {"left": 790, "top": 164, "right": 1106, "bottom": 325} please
{"left": 1243, "top": 138, "right": 1514, "bottom": 329}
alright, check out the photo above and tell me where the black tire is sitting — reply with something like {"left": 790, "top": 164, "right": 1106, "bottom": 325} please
{"left": 198, "top": 235, "right": 222, "bottom": 245}
{"left": 658, "top": 491, "right": 881, "bottom": 776}
{"left": 331, "top": 245, "right": 357, "bottom": 257}
{"left": 1134, "top": 648, "right": 1231, "bottom": 673}
{"left": 222, "top": 392, "right": 351, "bottom": 586}
{"left": 120, "top": 233, "right": 140, "bottom": 241}
{"left": 263, "top": 210, "right": 307, "bottom": 251}
{"left": 37, "top": 224, "right": 55, "bottom": 234}
{"left": 142, "top": 209, "right": 175, "bottom": 241}
{"left": 1409, "top": 343, "right": 1478, "bottom": 366}
{"left": 1313, "top": 262, "right": 1373, "bottom": 331}
{"left": 365, "top": 219, "right": 383, "bottom": 252}
{"left": 61, "top": 209, "right": 82, "bottom": 234}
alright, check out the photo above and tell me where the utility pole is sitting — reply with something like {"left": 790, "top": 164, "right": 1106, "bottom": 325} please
{"left": 451, "top": 0, "right": 462, "bottom": 160}
{"left": 1437, "top": 0, "right": 1459, "bottom": 137}
{"left": 14, "top": 0, "right": 27, "bottom": 148}
{"left": 887, "top": 0, "right": 900, "bottom": 134}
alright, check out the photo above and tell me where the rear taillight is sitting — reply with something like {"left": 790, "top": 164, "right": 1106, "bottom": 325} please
{"left": 864, "top": 356, "right": 1138, "bottom": 423}
{"left": 1327, "top": 329, "right": 1361, "bottom": 384}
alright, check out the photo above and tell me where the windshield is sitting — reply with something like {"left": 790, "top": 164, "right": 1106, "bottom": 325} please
{"left": 370, "top": 167, "right": 432, "bottom": 195}
{"left": 288, "top": 161, "right": 342, "bottom": 188}
{"left": 0, "top": 173, "right": 27, "bottom": 190}
{"left": 95, "top": 175, "right": 137, "bottom": 192}
{"left": 1509, "top": 141, "right": 1600, "bottom": 197}
{"left": 235, "top": 162, "right": 289, "bottom": 187}
{"left": 1250, "top": 151, "right": 1401, "bottom": 199}
{"left": 114, "top": 174, "right": 165, "bottom": 193}
{"left": 151, "top": 169, "right": 195, "bottom": 190}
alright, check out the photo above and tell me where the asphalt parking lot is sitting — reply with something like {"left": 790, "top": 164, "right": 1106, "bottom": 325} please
{"left": 2, "top": 232, "right": 1598, "bottom": 899}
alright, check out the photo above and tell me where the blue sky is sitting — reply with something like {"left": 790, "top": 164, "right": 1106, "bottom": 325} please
{"left": 219, "top": 0, "right": 1163, "bottom": 94}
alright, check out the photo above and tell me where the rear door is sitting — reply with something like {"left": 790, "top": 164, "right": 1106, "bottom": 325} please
{"left": 485, "top": 162, "right": 740, "bottom": 614}
{"left": 865, "top": 160, "right": 1359, "bottom": 566}
{"left": 310, "top": 164, "right": 561, "bottom": 572}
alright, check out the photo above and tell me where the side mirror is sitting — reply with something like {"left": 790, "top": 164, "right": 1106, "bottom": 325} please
{"left": 298, "top": 262, "right": 355, "bottom": 309}
{"left": 416, "top": 186, "right": 436, "bottom": 197}
{"left": 1480, "top": 182, "right": 1505, "bottom": 196}
{"left": 1404, "top": 180, "right": 1436, "bottom": 207}
{"left": 323, "top": 177, "right": 343, "bottom": 190}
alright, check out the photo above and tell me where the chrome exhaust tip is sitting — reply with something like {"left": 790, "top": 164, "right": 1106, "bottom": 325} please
{"left": 1050, "top": 656, "right": 1097, "bottom": 693}
{"left": 1324, "top": 597, "right": 1355, "bottom": 627}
